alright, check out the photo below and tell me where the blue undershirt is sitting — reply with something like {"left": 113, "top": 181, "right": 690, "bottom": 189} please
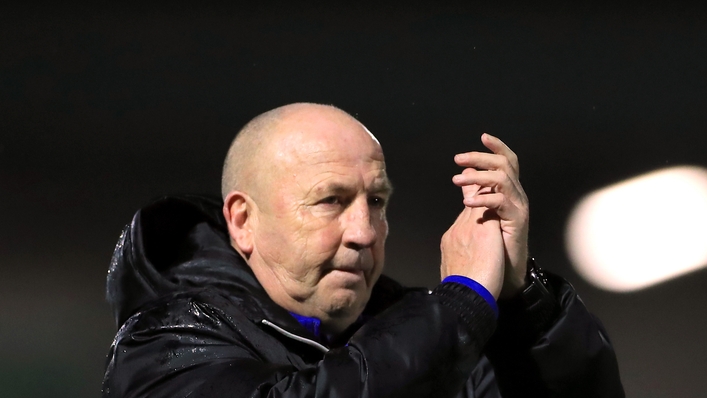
{"left": 289, "top": 312, "right": 323, "bottom": 339}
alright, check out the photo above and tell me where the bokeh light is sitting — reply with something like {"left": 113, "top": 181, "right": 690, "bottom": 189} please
{"left": 566, "top": 166, "right": 707, "bottom": 292}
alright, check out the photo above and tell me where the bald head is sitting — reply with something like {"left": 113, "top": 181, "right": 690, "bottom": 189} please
{"left": 221, "top": 103, "right": 382, "bottom": 200}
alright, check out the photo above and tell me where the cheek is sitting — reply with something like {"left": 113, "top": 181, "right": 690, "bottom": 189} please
{"left": 303, "top": 222, "right": 342, "bottom": 263}
{"left": 283, "top": 210, "right": 342, "bottom": 274}
{"left": 255, "top": 204, "right": 307, "bottom": 267}
{"left": 295, "top": 205, "right": 342, "bottom": 247}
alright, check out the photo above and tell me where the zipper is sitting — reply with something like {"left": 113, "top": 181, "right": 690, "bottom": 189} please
{"left": 261, "top": 319, "right": 330, "bottom": 354}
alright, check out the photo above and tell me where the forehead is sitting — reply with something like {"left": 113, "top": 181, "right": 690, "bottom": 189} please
{"left": 268, "top": 112, "right": 388, "bottom": 190}
{"left": 279, "top": 110, "right": 378, "bottom": 150}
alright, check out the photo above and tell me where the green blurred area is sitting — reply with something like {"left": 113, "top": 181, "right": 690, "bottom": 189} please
{"left": 1, "top": 363, "right": 91, "bottom": 398}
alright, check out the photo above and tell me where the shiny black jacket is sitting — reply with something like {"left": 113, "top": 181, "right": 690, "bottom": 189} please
{"left": 102, "top": 195, "right": 624, "bottom": 397}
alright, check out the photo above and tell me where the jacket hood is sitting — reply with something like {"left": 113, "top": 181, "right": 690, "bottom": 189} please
{"left": 106, "top": 194, "right": 267, "bottom": 327}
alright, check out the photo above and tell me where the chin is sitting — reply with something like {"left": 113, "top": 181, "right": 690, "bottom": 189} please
{"left": 324, "top": 288, "right": 369, "bottom": 318}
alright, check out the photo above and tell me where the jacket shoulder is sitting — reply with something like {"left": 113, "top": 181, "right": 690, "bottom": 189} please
{"left": 103, "top": 289, "right": 301, "bottom": 397}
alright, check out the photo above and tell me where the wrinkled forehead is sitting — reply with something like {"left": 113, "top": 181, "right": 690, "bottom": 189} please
{"left": 270, "top": 114, "right": 385, "bottom": 168}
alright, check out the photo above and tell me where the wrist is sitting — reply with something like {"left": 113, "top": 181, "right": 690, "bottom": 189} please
{"left": 499, "top": 256, "right": 530, "bottom": 299}
{"left": 497, "top": 258, "right": 561, "bottom": 342}
{"left": 499, "top": 274, "right": 528, "bottom": 299}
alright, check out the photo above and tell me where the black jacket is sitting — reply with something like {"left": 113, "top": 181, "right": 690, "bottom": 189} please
{"left": 102, "top": 195, "right": 624, "bottom": 398}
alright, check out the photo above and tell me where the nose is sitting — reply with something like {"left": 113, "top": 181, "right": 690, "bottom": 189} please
{"left": 342, "top": 198, "right": 378, "bottom": 251}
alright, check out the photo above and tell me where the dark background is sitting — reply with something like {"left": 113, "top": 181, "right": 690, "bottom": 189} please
{"left": 2, "top": 3, "right": 706, "bottom": 397}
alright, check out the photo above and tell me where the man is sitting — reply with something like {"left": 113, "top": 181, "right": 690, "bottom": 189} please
{"left": 103, "top": 103, "right": 623, "bottom": 397}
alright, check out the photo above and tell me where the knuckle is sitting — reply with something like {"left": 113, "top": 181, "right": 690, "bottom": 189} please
{"left": 441, "top": 230, "right": 453, "bottom": 244}
{"left": 503, "top": 174, "right": 514, "bottom": 187}
{"left": 509, "top": 153, "right": 520, "bottom": 173}
{"left": 508, "top": 151, "right": 518, "bottom": 163}
{"left": 520, "top": 203, "right": 530, "bottom": 216}
{"left": 502, "top": 157, "right": 513, "bottom": 171}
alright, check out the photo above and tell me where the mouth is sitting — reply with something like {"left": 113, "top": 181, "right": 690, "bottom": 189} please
{"left": 326, "top": 268, "right": 367, "bottom": 285}
{"left": 326, "top": 254, "right": 374, "bottom": 282}
{"left": 329, "top": 267, "right": 365, "bottom": 276}
{"left": 337, "top": 268, "right": 364, "bottom": 276}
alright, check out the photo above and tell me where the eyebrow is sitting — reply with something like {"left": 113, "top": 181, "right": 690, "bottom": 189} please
{"left": 315, "top": 178, "right": 394, "bottom": 197}
{"left": 370, "top": 178, "right": 394, "bottom": 196}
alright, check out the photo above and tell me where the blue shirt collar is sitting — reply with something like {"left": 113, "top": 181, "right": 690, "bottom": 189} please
{"left": 289, "top": 312, "right": 322, "bottom": 339}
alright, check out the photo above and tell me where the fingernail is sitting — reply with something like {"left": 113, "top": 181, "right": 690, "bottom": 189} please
{"left": 455, "top": 154, "right": 465, "bottom": 161}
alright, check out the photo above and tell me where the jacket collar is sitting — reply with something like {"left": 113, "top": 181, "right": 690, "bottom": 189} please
{"left": 107, "top": 194, "right": 414, "bottom": 346}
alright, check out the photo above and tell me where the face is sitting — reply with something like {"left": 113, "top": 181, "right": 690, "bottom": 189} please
{"left": 247, "top": 109, "right": 391, "bottom": 330}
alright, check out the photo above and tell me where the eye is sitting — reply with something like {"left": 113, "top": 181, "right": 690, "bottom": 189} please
{"left": 319, "top": 196, "right": 340, "bottom": 205}
{"left": 368, "top": 196, "right": 387, "bottom": 208}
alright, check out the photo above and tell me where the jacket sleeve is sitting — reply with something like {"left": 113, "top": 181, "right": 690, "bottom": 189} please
{"left": 483, "top": 273, "right": 625, "bottom": 398}
{"left": 103, "top": 285, "right": 496, "bottom": 398}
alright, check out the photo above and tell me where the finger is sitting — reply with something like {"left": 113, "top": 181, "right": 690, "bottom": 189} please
{"left": 461, "top": 184, "right": 494, "bottom": 207}
{"left": 453, "top": 169, "right": 507, "bottom": 190}
{"left": 454, "top": 152, "right": 517, "bottom": 178}
{"left": 464, "top": 192, "right": 503, "bottom": 209}
{"left": 460, "top": 181, "right": 481, "bottom": 198}
{"left": 463, "top": 192, "right": 520, "bottom": 221}
{"left": 454, "top": 169, "right": 524, "bottom": 204}
{"left": 481, "top": 133, "right": 519, "bottom": 175}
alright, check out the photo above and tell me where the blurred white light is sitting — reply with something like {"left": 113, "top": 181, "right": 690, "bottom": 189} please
{"left": 565, "top": 166, "right": 707, "bottom": 292}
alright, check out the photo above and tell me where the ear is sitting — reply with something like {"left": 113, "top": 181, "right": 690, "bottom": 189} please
{"left": 223, "top": 191, "right": 255, "bottom": 258}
